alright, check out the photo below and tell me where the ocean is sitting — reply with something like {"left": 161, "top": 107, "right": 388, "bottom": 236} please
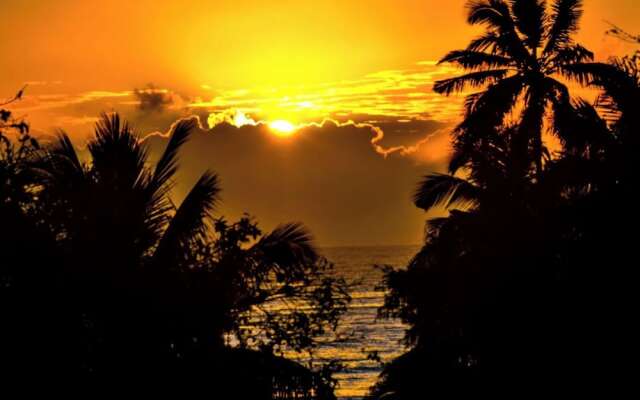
{"left": 240, "top": 245, "right": 419, "bottom": 398}
{"left": 315, "top": 245, "right": 420, "bottom": 399}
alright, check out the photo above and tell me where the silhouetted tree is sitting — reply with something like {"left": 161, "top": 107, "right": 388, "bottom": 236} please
{"left": 1, "top": 89, "right": 65, "bottom": 382}
{"left": 372, "top": 4, "right": 639, "bottom": 399}
{"left": 565, "top": 53, "right": 640, "bottom": 180}
{"left": 605, "top": 22, "right": 640, "bottom": 45}
{"left": 2, "top": 112, "right": 348, "bottom": 398}
{"left": 372, "top": 125, "right": 568, "bottom": 398}
{"left": 1, "top": 87, "right": 35, "bottom": 208}
{"left": 434, "top": 0, "right": 593, "bottom": 178}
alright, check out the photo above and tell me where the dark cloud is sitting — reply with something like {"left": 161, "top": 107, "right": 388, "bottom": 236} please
{"left": 20, "top": 82, "right": 452, "bottom": 246}
{"left": 133, "top": 84, "right": 173, "bottom": 113}
{"left": 143, "top": 117, "right": 448, "bottom": 246}
{"left": 315, "top": 112, "right": 449, "bottom": 159}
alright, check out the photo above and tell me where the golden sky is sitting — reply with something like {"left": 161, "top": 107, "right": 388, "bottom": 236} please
{"left": 2, "top": 0, "right": 637, "bottom": 91}
{"left": 2, "top": 0, "right": 638, "bottom": 245}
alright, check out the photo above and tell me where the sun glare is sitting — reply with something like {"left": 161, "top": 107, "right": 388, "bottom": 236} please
{"left": 269, "top": 120, "right": 297, "bottom": 136}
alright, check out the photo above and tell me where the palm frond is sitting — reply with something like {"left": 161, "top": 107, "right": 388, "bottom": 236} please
{"left": 448, "top": 144, "right": 472, "bottom": 175}
{"left": 439, "top": 50, "right": 514, "bottom": 71}
{"left": 551, "top": 97, "right": 613, "bottom": 154}
{"left": 434, "top": 69, "right": 510, "bottom": 95}
{"left": 544, "top": 0, "right": 583, "bottom": 54}
{"left": 551, "top": 43, "right": 593, "bottom": 66}
{"left": 457, "top": 74, "right": 525, "bottom": 129}
{"left": 467, "top": 0, "right": 511, "bottom": 27}
{"left": 609, "top": 55, "right": 640, "bottom": 86}
{"left": 414, "top": 173, "right": 480, "bottom": 211}
{"left": 467, "top": 32, "right": 502, "bottom": 53}
{"left": 567, "top": 60, "right": 640, "bottom": 126}
{"left": 561, "top": 62, "right": 639, "bottom": 114}
{"left": 143, "top": 119, "right": 197, "bottom": 238}
{"left": 150, "top": 118, "right": 196, "bottom": 194}
{"left": 36, "top": 131, "right": 88, "bottom": 189}
{"left": 463, "top": 92, "right": 485, "bottom": 117}
{"left": 154, "top": 171, "right": 220, "bottom": 263}
{"left": 88, "top": 112, "right": 149, "bottom": 190}
{"left": 253, "top": 223, "right": 318, "bottom": 273}
{"left": 519, "top": 87, "right": 546, "bottom": 150}
{"left": 510, "top": 0, "right": 546, "bottom": 51}
{"left": 466, "top": 0, "right": 532, "bottom": 62}
{"left": 559, "top": 62, "right": 615, "bottom": 86}
{"left": 594, "top": 94, "right": 622, "bottom": 123}
{"left": 51, "top": 131, "right": 84, "bottom": 174}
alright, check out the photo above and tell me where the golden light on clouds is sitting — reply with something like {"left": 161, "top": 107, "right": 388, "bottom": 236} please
{"left": 269, "top": 120, "right": 296, "bottom": 136}
{"left": 4, "top": 0, "right": 636, "bottom": 143}
{"left": 191, "top": 61, "right": 465, "bottom": 126}
{"left": 2, "top": 0, "right": 639, "bottom": 253}
{"left": 207, "top": 109, "right": 257, "bottom": 129}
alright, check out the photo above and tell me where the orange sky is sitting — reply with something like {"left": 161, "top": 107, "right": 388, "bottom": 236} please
{"left": 2, "top": 0, "right": 638, "bottom": 245}
{"left": 2, "top": 0, "right": 637, "bottom": 92}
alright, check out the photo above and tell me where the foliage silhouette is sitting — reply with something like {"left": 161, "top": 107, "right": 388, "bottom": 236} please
{"left": 1, "top": 111, "right": 349, "bottom": 398}
{"left": 134, "top": 84, "right": 173, "bottom": 112}
{"left": 434, "top": 0, "right": 593, "bottom": 179}
{"left": 372, "top": 2, "right": 639, "bottom": 398}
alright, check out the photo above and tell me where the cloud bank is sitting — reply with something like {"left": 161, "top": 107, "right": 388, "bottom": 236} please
{"left": 143, "top": 116, "right": 451, "bottom": 246}
{"left": 10, "top": 62, "right": 459, "bottom": 246}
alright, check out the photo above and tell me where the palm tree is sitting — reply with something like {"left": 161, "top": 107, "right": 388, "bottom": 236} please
{"left": 373, "top": 126, "right": 580, "bottom": 399}
{"left": 565, "top": 54, "right": 640, "bottom": 170}
{"left": 29, "top": 113, "right": 222, "bottom": 375}
{"left": 413, "top": 126, "right": 530, "bottom": 214}
{"left": 373, "top": 5, "right": 638, "bottom": 397}
{"left": 33, "top": 114, "right": 347, "bottom": 398}
{"left": 1, "top": 96, "right": 64, "bottom": 379}
{"left": 40, "top": 113, "right": 220, "bottom": 271}
{"left": 539, "top": 53, "right": 640, "bottom": 200}
{"left": 434, "top": 0, "right": 593, "bottom": 179}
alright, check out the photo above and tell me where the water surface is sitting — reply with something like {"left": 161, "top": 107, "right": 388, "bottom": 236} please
{"left": 317, "top": 245, "right": 419, "bottom": 399}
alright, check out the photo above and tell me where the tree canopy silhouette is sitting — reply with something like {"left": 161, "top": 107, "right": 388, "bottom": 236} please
{"left": 1, "top": 111, "right": 349, "bottom": 399}
{"left": 372, "top": 2, "right": 639, "bottom": 398}
{"left": 434, "top": 0, "right": 593, "bottom": 178}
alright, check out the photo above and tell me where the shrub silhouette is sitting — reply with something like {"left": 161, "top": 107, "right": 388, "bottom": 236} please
{"left": 372, "top": 2, "right": 639, "bottom": 398}
{"left": 1, "top": 111, "right": 349, "bottom": 398}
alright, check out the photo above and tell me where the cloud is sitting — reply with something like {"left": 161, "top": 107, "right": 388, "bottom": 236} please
{"left": 192, "top": 61, "right": 465, "bottom": 123}
{"left": 133, "top": 84, "right": 174, "bottom": 113}
{"left": 206, "top": 109, "right": 258, "bottom": 129}
{"left": 198, "top": 109, "right": 449, "bottom": 160}
{"left": 13, "top": 61, "right": 465, "bottom": 144}
{"left": 141, "top": 115, "right": 450, "bottom": 246}
{"left": 8, "top": 85, "right": 195, "bottom": 139}
{"left": 11, "top": 61, "right": 461, "bottom": 245}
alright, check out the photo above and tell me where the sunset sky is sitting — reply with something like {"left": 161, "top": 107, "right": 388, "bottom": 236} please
{"left": 2, "top": 0, "right": 638, "bottom": 246}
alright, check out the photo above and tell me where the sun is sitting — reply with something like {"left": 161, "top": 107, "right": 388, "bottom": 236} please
{"left": 269, "top": 120, "right": 297, "bottom": 136}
